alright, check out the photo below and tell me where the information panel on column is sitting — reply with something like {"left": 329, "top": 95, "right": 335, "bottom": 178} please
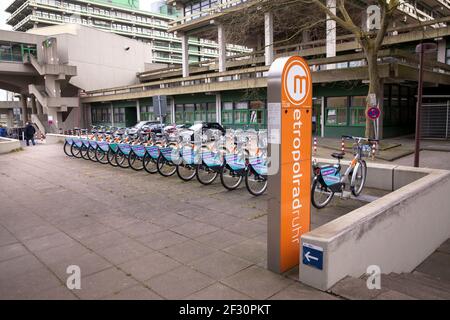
{"left": 267, "top": 56, "right": 312, "bottom": 274}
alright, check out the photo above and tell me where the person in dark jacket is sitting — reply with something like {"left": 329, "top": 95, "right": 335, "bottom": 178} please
{"left": 24, "top": 122, "right": 36, "bottom": 146}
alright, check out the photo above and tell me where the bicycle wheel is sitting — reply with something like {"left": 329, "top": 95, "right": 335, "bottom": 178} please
{"left": 157, "top": 154, "right": 176, "bottom": 177}
{"left": 107, "top": 149, "right": 118, "bottom": 167}
{"left": 80, "top": 144, "right": 90, "bottom": 160}
{"left": 245, "top": 169, "right": 267, "bottom": 196}
{"left": 196, "top": 164, "right": 218, "bottom": 185}
{"left": 176, "top": 163, "right": 197, "bottom": 181}
{"left": 95, "top": 147, "right": 109, "bottom": 164}
{"left": 351, "top": 160, "right": 367, "bottom": 197}
{"left": 63, "top": 141, "right": 73, "bottom": 157}
{"left": 143, "top": 152, "right": 157, "bottom": 174}
{"left": 311, "top": 177, "right": 334, "bottom": 209}
{"left": 116, "top": 149, "right": 130, "bottom": 168}
{"left": 70, "top": 143, "right": 82, "bottom": 158}
{"left": 128, "top": 150, "right": 144, "bottom": 171}
{"left": 220, "top": 166, "right": 243, "bottom": 190}
{"left": 87, "top": 145, "right": 98, "bottom": 162}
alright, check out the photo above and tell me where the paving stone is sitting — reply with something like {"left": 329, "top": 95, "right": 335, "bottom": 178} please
{"left": 93, "top": 214, "right": 139, "bottom": 229}
{"left": 223, "top": 220, "right": 266, "bottom": 238}
{"left": 189, "top": 251, "right": 253, "bottom": 280}
{"left": 12, "top": 224, "right": 60, "bottom": 242}
{"left": 102, "top": 285, "right": 163, "bottom": 300}
{"left": 118, "top": 252, "right": 181, "bottom": 282}
{"left": 80, "top": 230, "right": 132, "bottom": 251}
{"left": 437, "top": 239, "right": 450, "bottom": 254}
{"left": 34, "top": 243, "right": 91, "bottom": 266}
{"left": 160, "top": 240, "right": 216, "bottom": 264}
{"left": 195, "top": 229, "right": 248, "bottom": 250}
{"left": 23, "top": 232, "right": 76, "bottom": 252}
{"left": 0, "top": 243, "right": 29, "bottom": 262}
{"left": 270, "top": 283, "right": 340, "bottom": 300}
{"left": 74, "top": 267, "right": 138, "bottom": 300}
{"left": 97, "top": 240, "right": 154, "bottom": 265}
{"left": 221, "top": 266, "right": 293, "bottom": 300}
{"left": 185, "top": 283, "right": 251, "bottom": 300}
{"left": 136, "top": 230, "right": 189, "bottom": 250}
{"left": 48, "top": 252, "right": 113, "bottom": 281}
{"left": 224, "top": 239, "right": 267, "bottom": 264}
{"left": 0, "top": 266, "right": 62, "bottom": 299}
{"left": 0, "top": 254, "right": 45, "bottom": 280}
{"left": 146, "top": 266, "right": 215, "bottom": 299}
{"left": 149, "top": 213, "right": 192, "bottom": 229}
{"left": 30, "top": 285, "right": 79, "bottom": 300}
{"left": 170, "top": 221, "right": 219, "bottom": 239}
{"left": 0, "top": 226, "right": 18, "bottom": 246}
{"left": 66, "top": 222, "right": 114, "bottom": 240}
{"left": 117, "top": 221, "right": 164, "bottom": 238}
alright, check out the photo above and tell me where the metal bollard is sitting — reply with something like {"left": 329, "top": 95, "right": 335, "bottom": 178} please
{"left": 313, "top": 137, "right": 317, "bottom": 155}
{"left": 341, "top": 137, "right": 345, "bottom": 153}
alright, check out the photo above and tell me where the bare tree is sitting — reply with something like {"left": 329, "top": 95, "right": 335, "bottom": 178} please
{"left": 218, "top": 0, "right": 400, "bottom": 138}
{"left": 309, "top": 0, "right": 400, "bottom": 137}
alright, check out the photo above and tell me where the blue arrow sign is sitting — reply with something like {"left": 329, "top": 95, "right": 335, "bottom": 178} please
{"left": 302, "top": 243, "right": 323, "bottom": 270}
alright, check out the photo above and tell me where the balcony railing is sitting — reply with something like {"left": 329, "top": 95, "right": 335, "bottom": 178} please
{"left": 81, "top": 49, "right": 450, "bottom": 100}
{"left": 169, "top": 0, "right": 250, "bottom": 28}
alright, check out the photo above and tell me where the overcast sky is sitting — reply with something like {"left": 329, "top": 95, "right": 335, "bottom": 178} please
{"left": 0, "top": 2, "right": 11, "bottom": 31}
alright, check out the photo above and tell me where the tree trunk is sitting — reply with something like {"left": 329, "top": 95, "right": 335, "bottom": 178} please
{"left": 364, "top": 45, "right": 381, "bottom": 139}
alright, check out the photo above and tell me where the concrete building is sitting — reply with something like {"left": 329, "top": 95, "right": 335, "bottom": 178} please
{"left": 79, "top": 0, "right": 450, "bottom": 139}
{"left": 0, "top": 23, "right": 154, "bottom": 132}
{"left": 5, "top": 0, "right": 251, "bottom": 66}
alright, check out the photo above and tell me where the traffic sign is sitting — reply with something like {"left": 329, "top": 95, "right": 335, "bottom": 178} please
{"left": 367, "top": 107, "right": 381, "bottom": 120}
{"left": 302, "top": 243, "right": 323, "bottom": 270}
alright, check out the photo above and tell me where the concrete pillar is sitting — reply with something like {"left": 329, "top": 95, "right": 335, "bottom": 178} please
{"left": 321, "top": 96, "right": 325, "bottom": 138}
{"left": 181, "top": 33, "right": 189, "bottom": 78}
{"left": 36, "top": 99, "right": 43, "bottom": 115}
{"left": 7, "top": 109, "right": 14, "bottom": 128}
{"left": 171, "top": 98, "right": 176, "bottom": 123}
{"left": 216, "top": 93, "right": 222, "bottom": 124}
{"left": 31, "top": 97, "right": 37, "bottom": 114}
{"left": 438, "top": 39, "right": 446, "bottom": 64}
{"left": 20, "top": 94, "right": 28, "bottom": 125}
{"left": 110, "top": 103, "right": 114, "bottom": 126}
{"left": 326, "top": 0, "right": 336, "bottom": 70}
{"left": 264, "top": 11, "right": 274, "bottom": 66}
{"left": 136, "top": 99, "right": 141, "bottom": 122}
{"left": 218, "top": 24, "right": 227, "bottom": 72}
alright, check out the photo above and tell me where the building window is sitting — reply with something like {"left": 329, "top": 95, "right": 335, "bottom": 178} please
{"left": 326, "top": 97, "right": 348, "bottom": 126}
{"left": 446, "top": 48, "right": 450, "bottom": 65}
{"left": 350, "top": 96, "right": 366, "bottom": 126}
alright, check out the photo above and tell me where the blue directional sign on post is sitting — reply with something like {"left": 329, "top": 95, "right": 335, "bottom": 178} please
{"left": 302, "top": 242, "right": 324, "bottom": 270}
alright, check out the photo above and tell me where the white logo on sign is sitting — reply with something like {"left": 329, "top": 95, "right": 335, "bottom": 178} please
{"left": 286, "top": 64, "right": 307, "bottom": 104}
{"left": 366, "top": 265, "right": 381, "bottom": 290}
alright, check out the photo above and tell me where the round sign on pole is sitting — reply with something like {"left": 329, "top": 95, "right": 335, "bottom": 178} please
{"left": 367, "top": 107, "right": 381, "bottom": 120}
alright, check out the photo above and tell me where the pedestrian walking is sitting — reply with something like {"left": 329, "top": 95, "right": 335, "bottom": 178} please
{"left": 25, "top": 122, "right": 36, "bottom": 146}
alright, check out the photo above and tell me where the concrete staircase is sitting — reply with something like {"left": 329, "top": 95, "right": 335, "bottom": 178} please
{"left": 330, "top": 239, "right": 450, "bottom": 300}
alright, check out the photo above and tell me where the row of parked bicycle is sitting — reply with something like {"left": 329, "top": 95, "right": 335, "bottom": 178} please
{"left": 63, "top": 122, "right": 268, "bottom": 196}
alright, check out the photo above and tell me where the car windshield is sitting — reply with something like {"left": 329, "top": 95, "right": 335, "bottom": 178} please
{"left": 189, "top": 124, "right": 203, "bottom": 131}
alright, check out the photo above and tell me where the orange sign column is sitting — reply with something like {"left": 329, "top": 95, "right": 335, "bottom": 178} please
{"left": 267, "top": 56, "right": 312, "bottom": 273}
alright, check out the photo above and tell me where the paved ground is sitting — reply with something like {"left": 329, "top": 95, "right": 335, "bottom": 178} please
{"left": 0, "top": 143, "right": 376, "bottom": 300}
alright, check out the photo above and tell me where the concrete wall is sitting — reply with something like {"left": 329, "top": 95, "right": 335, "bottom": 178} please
{"left": 0, "top": 137, "right": 21, "bottom": 154}
{"left": 300, "top": 163, "right": 450, "bottom": 291}
{"left": 28, "top": 24, "right": 153, "bottom": 91}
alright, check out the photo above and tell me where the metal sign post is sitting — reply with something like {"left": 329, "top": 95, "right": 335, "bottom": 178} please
{"left": 267, "top": 56, "right": 313, "bottom": 273}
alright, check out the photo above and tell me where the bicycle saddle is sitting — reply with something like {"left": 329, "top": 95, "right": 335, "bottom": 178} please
{"left": 331, "top": 152, "right": 345, "bottom": 160}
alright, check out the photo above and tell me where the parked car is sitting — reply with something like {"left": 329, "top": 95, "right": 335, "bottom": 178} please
{"left": 178, "top": 122, "right": 226, "bottom": 142}
{"left": 127, "top": 121, "right": 165, "bottom": 135}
